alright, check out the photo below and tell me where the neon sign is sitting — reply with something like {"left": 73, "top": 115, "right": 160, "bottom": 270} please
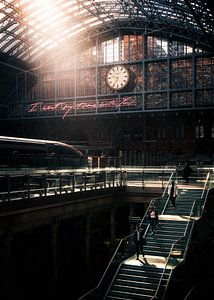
{"left": 28, "top": 96, "right": 137, "bottom": 119}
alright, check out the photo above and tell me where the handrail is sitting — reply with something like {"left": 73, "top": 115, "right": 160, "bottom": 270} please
{"left": 103, "top": 263, "right": 122, "bottom": 299}
{"left": 0, "top": 170, "right": 125, "bottom": 202}
{"left": 78, "top": 202, "right": 155, "bottom": 300}
{"left": 161, "top": 172, "right": 175, "bottom": 214}
{"left": 181, "top": 201, "right": 198, "bottom": 261}
{"left": 184, "top": 286, "right": 196, "bottom": 300}
{"left": 200, "top": 171, "right": 211, "bottom": 200}
{"left": 151, "top": 199, "right": 197, "bottom": 300}
{"left": 140, "top": 172, "right": 175, "bottom": 231}
{"left": 151, "top": 240, "right": 175, "bottom": 300}
{"left": 200, "top": 171, "right": 211, "bottom": 216}
{"left": 152, "top": 170, "right": 211, "bottom": 300}
{"left": 79, "top": 169, "right": 210, "bottom": 300}
{"left": 78, "top": 173, "right": 173, "bottom": 299}
{"left": 78, "top": 233, "right": 132, "bottom": 299}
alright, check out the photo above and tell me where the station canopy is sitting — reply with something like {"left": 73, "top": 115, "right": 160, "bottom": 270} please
{"left": 0, "top": 0, "right": 214, "bottom": 68}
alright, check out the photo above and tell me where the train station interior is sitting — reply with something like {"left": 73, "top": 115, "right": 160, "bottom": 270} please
{"left": 0, "top": 1, "right": 214, "bottom": 300}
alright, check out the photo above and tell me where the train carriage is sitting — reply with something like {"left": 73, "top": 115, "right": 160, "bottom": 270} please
{"left": 0, "top": 136, "right": 88, "bottom": 170}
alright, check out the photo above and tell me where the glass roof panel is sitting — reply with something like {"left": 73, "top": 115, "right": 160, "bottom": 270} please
{"left": 3, "top": 39, "right": 20, "bottom": 52}
{"left": 0, "top": 0, "right": 213, "bottom": 65}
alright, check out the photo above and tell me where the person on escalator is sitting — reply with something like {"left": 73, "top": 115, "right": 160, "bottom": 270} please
{"left": 168, "top": 180, "right": 178, "bottom": 208}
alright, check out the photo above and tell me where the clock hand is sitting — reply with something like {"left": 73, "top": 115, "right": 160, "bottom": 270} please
{"left": 113, "top": 76, "right": 119, "bottom": 85}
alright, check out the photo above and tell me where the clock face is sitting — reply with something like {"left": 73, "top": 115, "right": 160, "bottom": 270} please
{"left": 107, "top": 65, "right": 130, "bottom": 91}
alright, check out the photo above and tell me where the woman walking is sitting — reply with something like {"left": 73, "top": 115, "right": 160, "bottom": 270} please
{"left": 148, "top": 206, "right": 159, "bottom": 234}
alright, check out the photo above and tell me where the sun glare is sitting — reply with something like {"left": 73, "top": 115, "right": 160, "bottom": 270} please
{"left": 25, "top": 0, "right": 73, "bottom": 51}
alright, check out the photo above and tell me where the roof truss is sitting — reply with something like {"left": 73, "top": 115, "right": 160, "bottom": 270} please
{"left": 0, "top": 0, "right": 213, "bottom": 69}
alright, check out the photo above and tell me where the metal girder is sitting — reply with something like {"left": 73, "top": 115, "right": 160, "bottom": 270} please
{"left": 0, "top": 0, "right": 213, "bottom": 69}
{"left": 127, "top": 0, "right": 213, "bottom": 49}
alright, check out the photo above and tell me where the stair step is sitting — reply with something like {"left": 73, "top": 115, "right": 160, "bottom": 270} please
{"left": 107, "top": 290, "right": 152, "bottom": 299}
{"left": 105, "top": 186, "right": 208, "bottom": 300}
{"left": 109, "top": 286, "right": 155, "bottom": 298}
{"left": 146, "top": 236, "right": 184, "bottom": 242}
{"left": 144, "top": 247, "right": 184, "bottom": 255}
{"left": 112, "top": 283, "right": 156, "bottom": 293}
{"left": 106, "top": 296, "right": 135, "bottom": 300}
{"left": 120, "top": 270, "right": 170, "bottom": 280}
{"left": 144, "top": 250, "right": 169, "bottom": 257}
{"left": 149, "top": 225, "right": 186, "bottom": 230}
{"left": 146, "top": 244, "right": 184, "bottom": 249}
{"left": 150, "top": 233, "right": 184, "bottom": 239}
{"left": 114, "top": 279, "right": 162, "bottom": 290}
{"left": 157, "top": 224, "right": 186, "bottom": 229}
{"left": 121, "top": 264, "right": 169, "bottom": 272}
{"left": 159, "top": 220, "right": 187, "bottom": 226}
{"left": 117, "top": 274, "right": 169, "bottom": 284}
{"left": 121, "top": 265, "right": 171, "bottom": 277}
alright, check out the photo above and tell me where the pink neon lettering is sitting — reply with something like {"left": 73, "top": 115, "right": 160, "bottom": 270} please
{"left": 28, "top": 97, "right": 136, "bottom": 118}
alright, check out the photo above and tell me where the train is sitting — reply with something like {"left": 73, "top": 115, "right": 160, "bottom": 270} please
{"left": 0, "top": 135, "right": 88, "bottom": 171}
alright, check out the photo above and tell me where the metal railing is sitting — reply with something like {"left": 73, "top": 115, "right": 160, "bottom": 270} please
{"left": 152, "top": 199, "right": 197, "bottom": 300}
{"left": 0, "top": 170, "right": 126, "bottom": 202}
{"left": 78, "top": 173, "right": 174, "bottom": 300}
{"left": 183, "top": 286, "right": 196, "bottom": 300}
{"left": 1, "top": 166, "right": 211, "bottom": 203}
{"left": 78, "top": 233, "right": 134, "bottom": 299}
{"left": 0, "top": 167, "right": 175, "bottom": 203}
{"left": 151, "top": 170, "right": 212, "bottom": 300}
{"left": 78, "top": 168, "right": 211, "bottom": 300}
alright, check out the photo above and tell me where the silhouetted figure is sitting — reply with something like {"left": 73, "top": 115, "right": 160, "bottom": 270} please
{"left": 183, "top": 161, "right": 193, "bottom": 183}
{"left": 148, "top": 206, "right": 159, "bottom": 234}
{"left": 133, "top": 224, "right": 145, "bottom": 259}
{"left": 168, "top": 180, "right": 178, "bottom": 207}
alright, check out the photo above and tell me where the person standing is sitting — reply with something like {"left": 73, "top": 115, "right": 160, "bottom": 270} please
{"left": 183, "top": 161, "right": 193, "bottom": 183}
{"left": 148, "top": 206, "right": 159, "bottom": 234}
{"left": 168, "top": 180, "right": 178, "bottom": 207}
{"left": 133, "top": 224, "right": 145, "bottom": 260}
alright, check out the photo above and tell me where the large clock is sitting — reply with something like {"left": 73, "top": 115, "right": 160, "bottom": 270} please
{"left": 106, "top": 65, "right": 130, "bottom": 91}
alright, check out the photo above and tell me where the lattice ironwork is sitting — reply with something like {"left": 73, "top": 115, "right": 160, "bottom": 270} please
{"left": 0, "top": 0, "right": 213, "bottom": 67}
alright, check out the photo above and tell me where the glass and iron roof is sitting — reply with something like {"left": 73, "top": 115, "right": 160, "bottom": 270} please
{"left": 0, "top": 0, "right": 213, "bottom": 66}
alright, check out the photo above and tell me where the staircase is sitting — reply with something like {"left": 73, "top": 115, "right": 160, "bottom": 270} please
{"left": 107, "top": 264, "right": 171, "bottom": 299}
{"left": 105, "top": 184, "right": 208, "bottom": 300}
